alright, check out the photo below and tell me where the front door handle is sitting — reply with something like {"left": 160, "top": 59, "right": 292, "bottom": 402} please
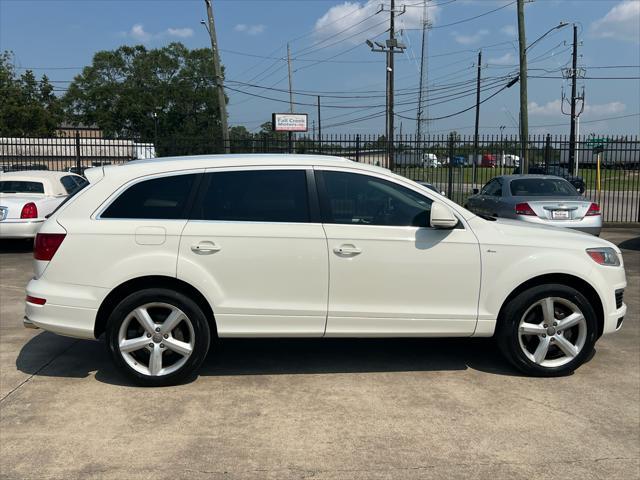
{"left": 333, "top": 244, "right": 362, "bottom": 256}
{"left": 191, "top": 241, "right": 221, "bottom": 254}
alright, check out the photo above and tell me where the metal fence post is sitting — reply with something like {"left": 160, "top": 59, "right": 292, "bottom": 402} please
{"left": 544, "top": 134, "right": 551, "bottom": 173}
{"left": 355, "top": 134, "right": 360, "bottom": 162}
{"left": 447, "top": 135, "right": 454, "bottom": 199}
{"left": 75, "top": 130, "right": 81, "bottom": 174}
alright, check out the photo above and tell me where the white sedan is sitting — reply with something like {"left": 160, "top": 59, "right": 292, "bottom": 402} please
{"left": 0, "top": 171, "right": 87, "bottom": 239}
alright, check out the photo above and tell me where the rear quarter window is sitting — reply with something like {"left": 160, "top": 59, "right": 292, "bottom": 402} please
{"left": 101, "top": 174, "right": 197, "bottom": 219}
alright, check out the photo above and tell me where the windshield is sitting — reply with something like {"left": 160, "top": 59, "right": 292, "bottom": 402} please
{"left": 510, "top": 178, "right": 578, "bottom": 196}
{"left": 0, "top": 180, "right": 45, "bottom": 194}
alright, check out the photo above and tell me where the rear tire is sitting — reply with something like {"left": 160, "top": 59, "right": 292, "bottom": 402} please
{"left": 106, "top": 288, "right": 211, "bottom": 386}
{"left": 496, "top": 284, "right": 598, "bottom": 377}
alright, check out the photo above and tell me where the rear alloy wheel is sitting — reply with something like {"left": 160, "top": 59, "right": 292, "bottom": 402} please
{"left": 497, "top": 284, "right": 597, "bottom": 376}
{"left": 107, "top": 289, "right": 210, "bottom": 386}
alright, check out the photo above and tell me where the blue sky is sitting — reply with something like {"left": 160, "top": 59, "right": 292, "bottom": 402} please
{"left": 1, "top": 0, "right": 639, "bottom": 136}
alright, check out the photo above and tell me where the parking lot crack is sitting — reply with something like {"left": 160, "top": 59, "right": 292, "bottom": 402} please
{"left": 0, "top": 339, "right": 80, "bottom": 405}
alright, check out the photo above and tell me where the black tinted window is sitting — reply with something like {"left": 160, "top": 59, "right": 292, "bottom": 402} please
{"left": 102, "top": 174, "right": 196, "bottom": 219}
{"left": 194, "top": 170, "right": 309, "bottom": 223}
{"left": 60, "top": 176, "right": 79, "bottom": 194}
{"left": 321, "top": 171, "right": 432, "bottom": 226}
{"left": 510, "top": 178, "right": 578, "bottom": 196}
{"left": 0, "top": 181, "right": 44, "bottom": 194}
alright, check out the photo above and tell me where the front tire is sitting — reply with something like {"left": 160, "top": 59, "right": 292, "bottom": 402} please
{"left": 106, "top": 288, "right": 211, "bottom": 386}
{"left": 496, "top": 284, "right": 598, "bottom": 376}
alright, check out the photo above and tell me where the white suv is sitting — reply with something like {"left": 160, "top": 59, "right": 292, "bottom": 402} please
{"left": 25, "top": 155, "right": 627, "bottom": 386}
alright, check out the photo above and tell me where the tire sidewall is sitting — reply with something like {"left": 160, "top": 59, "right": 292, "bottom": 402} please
{"left": 499, "top": 284, "right": 598, "bottom": 377}
{"left": 106, "top": 288, "right": 211, "bottom": 387}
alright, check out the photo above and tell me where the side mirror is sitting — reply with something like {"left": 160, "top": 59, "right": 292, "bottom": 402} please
{"left": 430, "top": 202, "right": 458, "bottom": 229}
{"left": 472, "top": 188, "right": 479, "bottom": 195}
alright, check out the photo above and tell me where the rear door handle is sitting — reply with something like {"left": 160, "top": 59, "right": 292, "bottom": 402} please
{"left": 333, "top": 244, "right": 362, "bottom": 256}
{"left": 191, "top": 241, "right": 221, "bottom": 254}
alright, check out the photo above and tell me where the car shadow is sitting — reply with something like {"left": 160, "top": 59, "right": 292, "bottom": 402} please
{"left": 0, "top": 239, "right": 33, "bottom": 254}
{"left": 618, "top": 236, "right": 640, "bottom": 252}
{"left": 16, "top": 331, "right": 529, "bottom": 387}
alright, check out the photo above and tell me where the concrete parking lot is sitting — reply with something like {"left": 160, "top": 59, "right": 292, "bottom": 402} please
{"left": 1, "top": 229, "right": 638, "bottom": 480}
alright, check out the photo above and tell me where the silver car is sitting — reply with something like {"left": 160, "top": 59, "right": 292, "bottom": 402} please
{"left": 465, "top": 175, "right": 602, "bottom": 235}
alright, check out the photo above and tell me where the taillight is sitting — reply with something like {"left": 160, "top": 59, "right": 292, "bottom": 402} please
{"left": 26, "top": 295, "right": 46, "bottom": 305}
{"left": 515, "top": 202, "right": 536, "bottom": 216}
{"left": 34, "top": 233, "right": 66, "bottom": 261}
{"left": 20, "top": 202, "right": 38, "bottom": 219}
{"left": 586, "top": 203, "right": 601, "bottom": 216}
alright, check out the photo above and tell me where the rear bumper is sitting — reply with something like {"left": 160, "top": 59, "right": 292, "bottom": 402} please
{"left": 25, "top": 278, "right": 108, "bottom": 339}
{"left": 0, "top": 220, "right": 43, "bottom": 239}
{"left": 517, "top": 215, "right": 602, "bottom": 236}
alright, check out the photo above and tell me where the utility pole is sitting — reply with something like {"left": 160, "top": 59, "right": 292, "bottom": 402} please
{"left": 365, "top": 1, "right": 405, "bottom": 170}
{"left": 416, "top": 0, "right": 431, "bottom": 145}
{"left": 286, "top": 43, "right": 294, "bottom": 153}
{"left": 568, "top": 24, "right": 578, "bottom": 174}
{"left": 473, "top": 50, "right": 482, "bottom": 186}
{"left": 387, "top": 0, "right": 396, "bottom": 169}
{"left": 516, "top": 0, "right": 528, "bottom": 172}
{"left": 317, "top": 95, "right": 322, "bottom": 153}
{"left": 204, "top": 0, "right": 229, "bottom": 153}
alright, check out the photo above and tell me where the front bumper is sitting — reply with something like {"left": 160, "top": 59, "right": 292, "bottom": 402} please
{"left": 0, "top": 220, "right": 44, "bottom": 239}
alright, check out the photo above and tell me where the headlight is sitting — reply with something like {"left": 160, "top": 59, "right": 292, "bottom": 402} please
{"left": 586, "top": 247, "right": 620, "bottom": 266}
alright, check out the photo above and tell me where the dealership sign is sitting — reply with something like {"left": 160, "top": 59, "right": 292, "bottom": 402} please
{"left": 272, "top": 113, "right": 308, "bottom": 132}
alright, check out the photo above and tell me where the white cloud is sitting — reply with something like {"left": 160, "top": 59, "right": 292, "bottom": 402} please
{"left": 501, "top": 25, "right": 516, "bottom": 36}
{"left": 487, "top": 52, "right": 515, "bottom": 65}
{"left": 234, "top": 24, "right": 266, "bottom": 35}
{"left": 313, "top": 1, "right": 439, "bottom": 45}
{"left": 584, "top": 101, "right": 626, "bottom": 116}
{"left": 590, "top": 0, "right": 640, "bottom": 43}
{"left": 529, "top": 100, "right": 626, "bottom": 117}
{"left": 167, "top": 27, "right": 193, "bottom": 38}
{"left": 129, "top": 24, "right": 152, "bottom": 42}
{"left": 452, "top": 29, "right": 489, "bottom": 45}
{"left": 529, "top": 99, "right": 562, "bottom": 116}
{"left": 123, "top": 24, "right": 194, "bottom": 42}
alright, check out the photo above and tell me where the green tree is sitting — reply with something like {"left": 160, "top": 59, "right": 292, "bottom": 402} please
{"left": 63, "top": 43, "right": 227, "bottom": 155}
{"left": 0, "top": 51, "right": 63, "bottom": 136}
{"left": 229, "top": 125, "right": 254, "bottom": 153}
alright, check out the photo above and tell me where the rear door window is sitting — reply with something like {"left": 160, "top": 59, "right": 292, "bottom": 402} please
{"left": 101, "top": 174, "right": 197, "bottom": 219}
{"left": 193, "top": 170, "right": 310, "bottom": 223}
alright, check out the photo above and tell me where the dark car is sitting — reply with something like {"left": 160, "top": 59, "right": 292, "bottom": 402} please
{"left": 513, "top": 165, "right": 585, "bottom": 193}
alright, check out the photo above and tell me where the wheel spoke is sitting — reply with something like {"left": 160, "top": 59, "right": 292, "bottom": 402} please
{"left": 533, "top": 336, "right": 551, "bottom": 364}
{"left": 160, "top": 309, "right": 184, "bottom": 335}
{"left": 541, "top": 297, "right": 556, "bottom": 325}
{"left": 557, "top": 312, "right": 584, "bottom": 331}
{"left": 148, "top": 346, "right": 163, "bottom": 376}
{"left": 135, "top": 307, "right": 156, "bottom": 334}
{"left": 119, "top": 335, "right": 149, "bottom": 353}
{"left": 554, "top": 335, "right": 579, "bottom": 358}
{"left": 163, "top": 337, "right": 192, "bottom": 357}
{"left": 520, "top": 322, "right": 546, "bottom": 335}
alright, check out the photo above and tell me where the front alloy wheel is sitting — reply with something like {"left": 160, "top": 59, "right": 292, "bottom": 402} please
{"left": 517, "top": 297, "right": 587, "bottom": 368}
{"left": 497, "top": 284, "right": 597, "bottom": 376}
